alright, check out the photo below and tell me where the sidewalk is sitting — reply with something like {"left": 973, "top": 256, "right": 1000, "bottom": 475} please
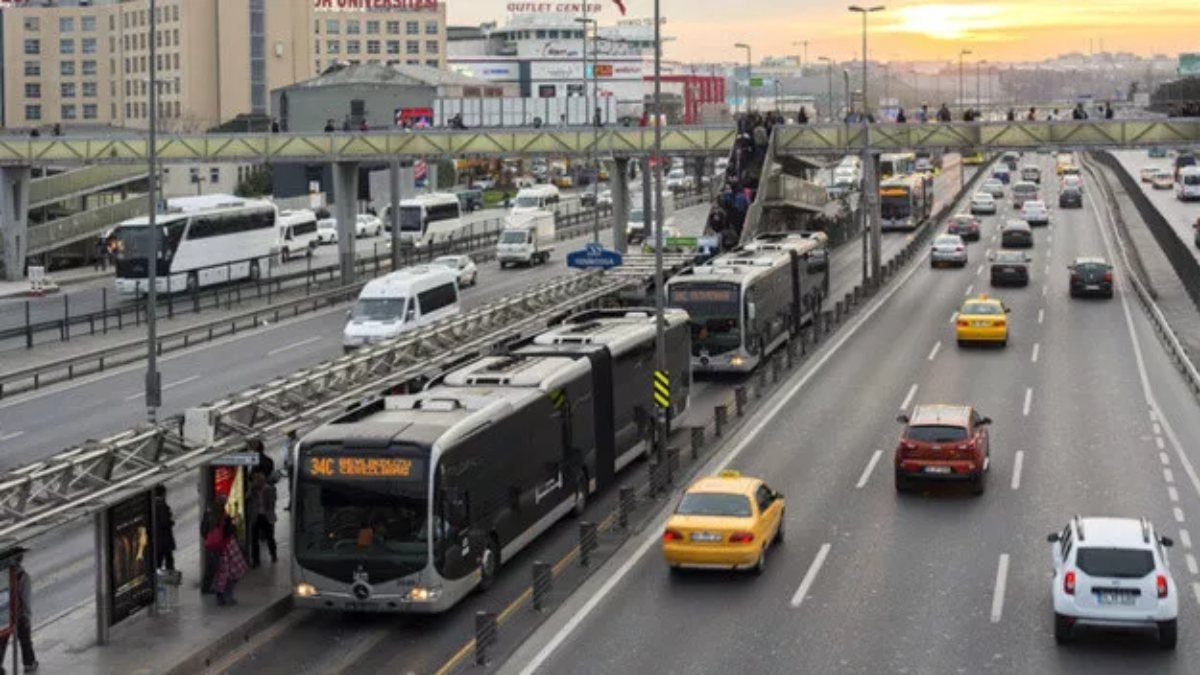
{"left": 0, "top": 267, "right": 112, "bottom": 300}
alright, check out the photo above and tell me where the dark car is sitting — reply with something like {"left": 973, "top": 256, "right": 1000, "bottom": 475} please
{"left": 1194, "top": 220, "right": 1200, "bottom": 248}
{"left": 1174, "top": 154, "right": 1196, "bottom": 181}
{"left": 894, "top": 404, "right": 992, "bottom": 495}
{"left": 1059, "top": 187, "right": 1083, "bottom": 208}
{"left": 1001, "top": 219, "right": 1034, "bottom": 248}
{"left": 455, "top": 188, "right": 484, "bottom": 212}
{"left": 580, "top": 191, "right": 597, "bottom": 208}
{"left": 946, "top": 214, "right": 981, "bottom": 242}
{"left": 1068, "top": 257, "right": 1114, "bottom": 298}
{"left": 990, "top": 250, "right": 1031, "bottom": 286}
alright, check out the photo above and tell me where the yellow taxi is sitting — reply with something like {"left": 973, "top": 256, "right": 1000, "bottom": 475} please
{"left": 662, "top": 470, "right": 784, "bottom": 575}
{"left": 955, "top": 294, "right": 1010, "bottom": 347}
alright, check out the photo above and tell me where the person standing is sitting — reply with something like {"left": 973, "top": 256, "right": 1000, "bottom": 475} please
{"left": 249, "top": 472, "right": 278, "bottom": 568}
{"left": 247, "top": 438, "right": 275, "bottom": 483}
{"left": 200, "top": 496, "right": 227, "bottom": 595}
{"left": 0, "top": 550, "right": 38, "bottom": 673}
{"left": 153, "top": 485, "right": 176, "bottom": 572}
{"left": 206, "top": 505, "right": 247, "bottom": 605}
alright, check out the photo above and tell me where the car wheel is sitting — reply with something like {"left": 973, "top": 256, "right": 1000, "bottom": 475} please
{"left": 957, "top": 339, "right": 967, "bottom": 348}
{"left": 477, "top": 536, "right": 501, "bottom": 593}
{"left": 895, "top": 472, "right": 911, "bottom": 493}
{"left": 751, "top": 549, "right": 767, "bottom": 576}
{"left": 1158, "top": 619, "right": 1178, "bottom": 650}
{"left": 1054, "top": 613, "right": 1073, "bottom": 644}
{"left": 281, "top": 247, "right": 290, "bottom": 262}
{"left": 774, "top": 509, "right": 785, "bottom": 545}
{"left": 669, "top": 565, "right": 684, "bottom": 577}
{"left": 971, "top": 471, "right": 986, "bottom": 495}
{"left": 999, "top": 339, "right": 1007, "bottom": 348}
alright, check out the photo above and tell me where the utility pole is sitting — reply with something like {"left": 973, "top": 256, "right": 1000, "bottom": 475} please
{"left": 819, "top": 56, "right": 834, "bottom": 121}
{"left": 959, "top": 49, "right": 972, "bottom": 115}
{"left": 145, "top": 0, "right": 161, "bottom": 424}
{"left": 576, "top": 15, "right": 600, "bottom": 242}
{"left": 735, "top": 43, "right": 752, "bottom": 114}
{"left": 653, "top": 0, "right": 666, "bottom": 464}
{"left": 849, "top": 4, "right": 885, "bottom": 287}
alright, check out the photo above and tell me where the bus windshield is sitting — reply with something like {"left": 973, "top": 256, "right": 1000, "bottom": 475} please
{"left": 352, "top": 297, "right": 408, "bottom": 322}
{"left": 881, "top": 193, "right": 912, "bottom": 219}
{"left": 112, "top": 223, "right": 184, "bottom": 260}
{"left": 294, "top": 453, "right": 431, "bottom": 582}
{"left": 669, "top": 284, "right": 742, "bottom": 355}
{"left": 399, "top": 206, "right": 424, "bottom": 232}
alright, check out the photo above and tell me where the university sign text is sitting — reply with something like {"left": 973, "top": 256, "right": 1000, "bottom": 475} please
{"left": 314, "top": 0, "right": 438, "bottom": 10}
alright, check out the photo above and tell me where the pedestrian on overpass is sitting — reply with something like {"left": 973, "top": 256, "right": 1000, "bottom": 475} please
{"left": 0, "top": 549, "right": 37, "bottom": 673}
{"left": 1006, "top": 108, "right": 1015, "bottom": 122}
{"left": 896, "top": 108, "right": 907, "bottom": 124}
{"left": 249, "top": 472, "right": 278, "bottom": 568}
{"left": 1105, "top": 102, "right": 1114, "bottom": 119}
{"left": 918, "top": 104, "right": 930, "bottom": 123}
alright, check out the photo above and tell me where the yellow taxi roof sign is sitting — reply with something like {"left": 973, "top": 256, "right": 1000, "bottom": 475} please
{"left": 717, "top": 469, "right": 741, "bottom": 479}
{"left": 977, "top": 293, "right": 989, "bottom": 301}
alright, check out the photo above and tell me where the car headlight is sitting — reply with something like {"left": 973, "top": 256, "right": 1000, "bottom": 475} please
{"left": 296, "top": 582, "right": 320, "bottom": 598}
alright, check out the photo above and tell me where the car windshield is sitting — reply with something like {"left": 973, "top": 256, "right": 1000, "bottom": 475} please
{"left": 905, "top": 425, "right": 969, "bottom": 443}
{"left": 994, "top": 252, "right": 1026, "bottom": 264}
{"left": 1076, "top": 548, "right": 1156, "bottom": 578}
{"left": 973, "top": 194, "right": 992, "bottom": 202}
{"left": 676, "top": 492, "right": 753, "bottom": 517}
{"left": 669, "top": 284, "right": 741, "bottom": 355}
{"left": 352, "top": 297, "right": 407, "bottom": 321}
{"left": 934, "top": 236, "right": 961, "bottom": 246}
{"left": 1074, "top": 262, "right": 1108, "bottom": 273}
{"left": 962, "top": 302, "right": 1002, "bottom": 315}
{"left": 1014, "top": 185, "right": 1037, "bottom": 194}
{"left": 499, "top": 230, "right": 529, "bottom": 244}
{"left": 433, "top": 257, "right": 461, "bottom": 268}
{"left": 1184, "top": 175, "right": 1200, "bottom": 186}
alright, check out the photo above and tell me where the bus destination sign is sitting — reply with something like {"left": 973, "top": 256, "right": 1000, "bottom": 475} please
{"left": 307, "top": 456, "right": 420, "bottom": 479}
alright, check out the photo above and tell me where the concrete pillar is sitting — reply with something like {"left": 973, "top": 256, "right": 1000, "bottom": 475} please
{"left": 333, "top": 161, "right": 359, "bottom": 284}
{"left": 641, "top": 164, "right": 652, "bottom": 246}
{"left": 692, "top": 156, "right": 706, "bottom": 198}
{"left": 426, "top": 161, "right": 439, "bottom": 192}
{"left": 0, "top": 166, "right": 32, "bottom": 281}
{"left": 611, "top": 157, "right": 630, "bottom": 253}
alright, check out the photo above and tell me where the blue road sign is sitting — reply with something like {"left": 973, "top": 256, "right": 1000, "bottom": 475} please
{"left": 567, "top": 242, "right": 624, "bottom": 270}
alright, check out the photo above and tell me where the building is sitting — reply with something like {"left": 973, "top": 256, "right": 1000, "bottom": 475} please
{"left": 0, "top": 0, "right": 447, "bottom": 131}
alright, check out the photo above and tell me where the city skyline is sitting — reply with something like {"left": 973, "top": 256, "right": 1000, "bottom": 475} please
{"left": 448, "top": 0, "right": 1200, "bottom": 64}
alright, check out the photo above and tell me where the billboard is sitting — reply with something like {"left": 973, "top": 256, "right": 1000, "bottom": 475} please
{"left": 107, "top": 492, "right": 155, "bottom": 626}
{"left": 1180, "top": 53, "right": 1200, "bottom": 77}
{"left": 314, "top": 0, "right": 438, "bottom": 10}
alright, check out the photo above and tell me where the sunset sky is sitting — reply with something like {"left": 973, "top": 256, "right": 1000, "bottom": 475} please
{"left": 449, "top": 0, "right": 1200, "bottom": 63}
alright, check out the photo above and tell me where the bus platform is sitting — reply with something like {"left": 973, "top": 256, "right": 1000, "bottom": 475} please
{"left": 30, "top": 524, "right": 295, "bottom": 674}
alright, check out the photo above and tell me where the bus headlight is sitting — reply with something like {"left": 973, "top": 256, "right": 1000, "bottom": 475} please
{"left": 295, "top": 582, "right": 320, "bottom": 598}
{"left": 408, "top": 585, "right": 443, "bottom": 602}
{"left": 729, "top": 356, "right": 745, "bottom": 367}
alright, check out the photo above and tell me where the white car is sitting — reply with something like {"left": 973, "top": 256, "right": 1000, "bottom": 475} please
{"left": 1021, "top": 200, "right": 1050, "bottom": 226}
{"left": 970, "top": 192, "right": 997, "bottom": 215}
{"left": 597, "top": 189, "right": 613, "bottom": 207}
{"left": 431, "top": 254, "right": 478, "bottom": 287}
{"left": 1048, "top": 516, "right": 1177, "bottom": 649}
{"left": 355, "top": 214, "right": 383, "bottom": 238}
{"left": 316, "top": 218, "right": 338, "bottom": 244}
{"left": 1060, "top": 174, "right": 1084, "bottom": 193}
{"left": 981, "top": 179, "right": 1005, "bottom": 199}
{"left": 930, "top": 234, "right": 968, "bottom": 267}
{"left": 665, "top": 168, "right": 694, "bottom": 191}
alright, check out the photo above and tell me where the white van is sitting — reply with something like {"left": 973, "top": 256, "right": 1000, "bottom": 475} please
{"left": 276, "top": 209, "right": 320, "bottom": 260}
{"left": 627, "top": 191, "right": 676, "bottom": 244}
{"left": 1176, "top": 166, "right": 1200, "bottom": 202}
{"left": 496, "top": 210, "right": 556, "bottom": 267}
{"left": 381, "top": 193, "right": 466, "bottom": 248}
{"left": 342, "top": 266, "right": 460, "bottom": 351}
{"left": 510, "top": 185, "right": 561, "bottom": 215}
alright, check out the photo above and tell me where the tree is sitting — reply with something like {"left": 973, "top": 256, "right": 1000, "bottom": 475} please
{"left": 235, "top": 165, "right": 273, "bottom": 197}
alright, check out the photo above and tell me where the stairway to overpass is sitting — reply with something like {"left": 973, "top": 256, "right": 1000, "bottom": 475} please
{"left": 29, "top": 164, "right": 145, "bottom": 210}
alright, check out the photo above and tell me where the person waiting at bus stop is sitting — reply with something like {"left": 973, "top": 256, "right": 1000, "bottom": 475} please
{"left": 205, "top": 499, "right": 247, "bottom": 605}
{"left": 248, "top": 472, "right": 278, "bottom": 568}
{"left": 0, "top": 549, "right": 37, "bottom": 673}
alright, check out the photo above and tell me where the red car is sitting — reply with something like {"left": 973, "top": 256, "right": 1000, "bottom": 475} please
{"left": 894, "top": 404, "right": 992, "bottom": 494}
{"left": 946, "top": 214, "right": 981, "bottom": 242}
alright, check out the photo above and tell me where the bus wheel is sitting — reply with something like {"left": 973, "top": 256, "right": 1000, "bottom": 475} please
{"left": 186, "top": 272, "right": 199, "bottom": 294}
{"left": 280, "top": 247, "right": 290, "bottom": 262}
{"left": 249, "top": 259, "right": 261, "bottom": 281}
{"left": 478, "top": 537, "right": 500, "bottom": 592}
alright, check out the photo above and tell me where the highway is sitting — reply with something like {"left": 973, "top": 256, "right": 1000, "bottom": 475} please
{"left": 504, "top": 153, "right": 1200, "bottom": 674}
{"left": 206, "top": 166, "right": 976, "bottom": 674}
{"left": 1110, "top": 150, "right": 1200, "bottom": 261}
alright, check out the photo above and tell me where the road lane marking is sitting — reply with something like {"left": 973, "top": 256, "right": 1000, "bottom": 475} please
{"left": 1037, "top": 308, "right": 1044, "bottom": 324}
{"left": 1047, "top": 233, "right": 1053, "bottom": 244}
{"left": 1188, "top": 555, "right": 1199, "bottom": 576}
{"left": 516, "top": 243, "right": 941, "bottom": 675}
{"left": 1041, "top": 284, "right": 1048, "bottom": 297}
{"left": 1175, "top": 507, "right": 1186, "bottom": 524}
{"left": 0, "top": 431, "right": 24, "bottom": 442}
{"left": 1170, "top": 486, "right": 1180, "bottom": 502}
{"left": 927, "top": 341, "right": 942, "bottom": 361}
{"left": 856, "top": 450, "right": 883, "bottom": 489}
{"left": 964, "top": 284, "right": 974, "bottom": 296}
{"left": 976, "top": 264, "right": 984, "bottom": 276}
{"left": 790, "top": 543, "right": 833, "bottom": 608}
{"left": 1011, "top": 451, "right": 1025, "bottom": 490}
{"left": 1193, "top": 583, "right": 1200, "bottom": 607}
{"left": 990, "top": 554, "right": 1010, "bottom": 623}
{"left": 900, "top": 384, "right": 919, "bottom": 411}
{"left": 1154, "top": 423, "right": 1163, "bottom": 435}
{"left": 1022, "top": 388, "right": 1033, "bottom": 416}
{"left": 1157, "top": 437, "right": 1167, "bottom": 450}
{"left": 1162, "top": 452, "right": 1172, "bottom": 466}
{"left": 1182, "top": 529, "right": 1193, "bottom": 550}
{"left": 123, "top": 375, "right": 199, "bottom": 401}
{"left": 1044, "top": 264, "right": 1050, "bottom": 275}
{"left": 267, "top": 335, "right": 322, "bottom": 356}
{"left": 1031, "top": 343, "right": 1040, "bottom": 363}
{"left": 1166, "top": 469, "right": 1176, "bottom": 484}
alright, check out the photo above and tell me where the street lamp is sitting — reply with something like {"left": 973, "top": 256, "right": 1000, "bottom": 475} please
{"left": 792, "top": 40, "right": 809, "bottom": 72}
{"left": 976, "top": 59, "right": 986, "bottom": 118}
{"left": 652, "top": 0, "right": 667, "bottom": 466}
{"left": 848, "top": 5, "right": 885, "bottom": 120}
{"left": 818, "top": 56, "right": 834, "bottom": 121}
{"left": 734, "top": 43, "right": 752, "bottom": 114}
{"left": 958, "top": 49, "right": 973, "bottom": 116}
{"left": 145, "top": 0, "right": 161, "bottom": 423}
{"left": 576, "top": 16, "right": 601, "bottom": 242}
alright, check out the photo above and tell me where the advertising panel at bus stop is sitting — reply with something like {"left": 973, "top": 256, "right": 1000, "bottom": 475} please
{"left": 107, "top": 491, "right": 155, "bottom": 626}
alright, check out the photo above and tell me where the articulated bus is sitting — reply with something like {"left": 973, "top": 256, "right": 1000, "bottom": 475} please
{"left": 879, "top": 152, "right": 917, "bottom": 180}
{"left": 880, "top": 174, "right": 935, "bottom": 231}
{"left": 666, "top": 233, "right": 828, "bottom": 374}
{"left": 112, "top": 195, "right": 277, "bottom": 295}
{"left": 291, "top": 309, "right": 690, "bottom": 613}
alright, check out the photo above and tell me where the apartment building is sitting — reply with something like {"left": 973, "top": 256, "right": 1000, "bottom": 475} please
{"left": 0, "top": 0, "right": 446, "bottom": 131}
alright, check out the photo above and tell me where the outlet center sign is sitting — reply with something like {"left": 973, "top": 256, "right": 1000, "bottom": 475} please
{"left": 506, "top": 2, "right": 605, "bottom": 11}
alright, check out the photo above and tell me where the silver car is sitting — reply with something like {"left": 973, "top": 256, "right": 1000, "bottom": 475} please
{"left": 931, "top": 234, "right": 968, "bottom": 268}
{"left": 970, "top": 192, "right": 997, "bottom": 215}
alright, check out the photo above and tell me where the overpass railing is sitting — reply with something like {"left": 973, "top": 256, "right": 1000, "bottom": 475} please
{"left": 29, "top": 164, "right": 146, "bottom": 209}
{"left": 27, "top": 195, "right": 146, "bottom": 255}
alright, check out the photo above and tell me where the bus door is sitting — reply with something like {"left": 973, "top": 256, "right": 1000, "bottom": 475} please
{"left": 788, "top": 251, "right": 803, "bottom": 335}
{"left": 582, "top": 349, "right": 616, "bottom": 490}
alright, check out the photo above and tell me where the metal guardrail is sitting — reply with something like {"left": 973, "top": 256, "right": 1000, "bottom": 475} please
{"left": 1083, "top": 154, "right": 1200, "bottom": 398}
{"left": 29, "top": 164, "right": 146, "bottom": 209}
{"left": 27, "top": 195, "right": 146, "bottom": 254}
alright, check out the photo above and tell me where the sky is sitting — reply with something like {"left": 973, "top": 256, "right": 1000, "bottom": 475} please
{"left": 448, "top": 0, "right": 1200, "bottom": 64}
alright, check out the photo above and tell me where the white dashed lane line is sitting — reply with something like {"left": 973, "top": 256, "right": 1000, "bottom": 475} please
{"left": 1157, "top": 437, "right": 1167, "bottom": 450}
{"left": 1166, "top": 468, "right": 1176, "bottom": 484}
{"left": 1188, "top": 555, "right": 1198, "bottom": 576}
{"left": 1169, "top": 486, "right": 1180, "bottom": 503}
{"left": 0, "top": 431, "right": 24, "bottom": 442}
{"left": 1175, "top": 507, "right": 1186, "bottom": 524}
{"left": 927, "top": 341, "right": 942, "bottom": 361}
{"left": 965, "top": 284, "right": 975, "bottom": 296}
{"left": 790, "top": 543, "right": 833, "bottom": 609}
{"left": 1181, "top": 529, "right": 1193, "bottom": 550}
{"left": 1031, "top": 343, "right": 1040, "bottom": 364}
{"left": 900, "top": 384, "right": 919, "bottom": 411}
{"left": 1038, "top": 308, "right": 1044, "bottom": 325}
{"left": 855, "top": 450, "right": 883, "bottom": 489}
{"left": 1011, "top": 451, "right": 1025, "bottom": 491}
{"left": 1162, "top": 452, "right": 1172, "bottom": 466}
{"left": 990, "top": 554, "right": 1010, "bottom": 624}
{"left": 1022, "top": 388, "right": 1033, "bottom": 416}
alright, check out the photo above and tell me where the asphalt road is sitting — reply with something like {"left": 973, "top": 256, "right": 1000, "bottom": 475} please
{"left": 1110, "top": 150, "right": 1200, "bottom": 261}
{"left": 504, "top": 153, "right": 1200, "bottom": 675}
{"left": 205, "top": 166, "right": 975, "bottom": 674}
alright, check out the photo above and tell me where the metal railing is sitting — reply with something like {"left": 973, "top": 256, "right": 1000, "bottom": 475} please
{"left": 29, "top": 164, "right": 146, "bottom": 209}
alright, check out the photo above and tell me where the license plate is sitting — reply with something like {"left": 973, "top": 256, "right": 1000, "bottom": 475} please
{"left": 924, "top": 466, "right": 952, "bottom": 474}
{"left": 690, "top": 532, "right": 721, "bottom": 542}
{"left": 1096, "top": 591, "right": 1136, "bottom": 606}
{"left": 1003, "top": 267, "right": 1016, "bottom": 273}
{"left": 1086, "top": 284, "right": 1099, "bottom": 290}
{"left": 972, "top": 321, "right": 990, "bottom": 327}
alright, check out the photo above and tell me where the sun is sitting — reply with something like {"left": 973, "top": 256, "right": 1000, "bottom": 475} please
{"left": 888, "top": 4, "right": 1005, "bottom": 41}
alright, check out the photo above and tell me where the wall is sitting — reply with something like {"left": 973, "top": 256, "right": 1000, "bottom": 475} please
{"left": 273, "top": 82, "right": 436, "bottom": 132}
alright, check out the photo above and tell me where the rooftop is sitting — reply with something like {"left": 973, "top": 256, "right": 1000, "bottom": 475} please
{"left": 278, "top": 62, "right": 484, "bottom": 91}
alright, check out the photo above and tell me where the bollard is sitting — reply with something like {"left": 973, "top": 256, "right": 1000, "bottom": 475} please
{"left": 579, "top": 521, "right": 598, "bottom": 567}
{"left": 618, "top": 486, "right": 636, "bottom": 529}
{"left": 666, "top": 447, "right": 679, "bottom": 485}
{"left": 734, "top": 386, "right": 748, "bottom": 417}
{"left": 844, "top": 292, "right": 853, "bottom": 312}
{"left": 771, "top": 355, "right": 781, "bottom": 384}
{"left": 647, "top": 459, "right": 662, "bottom": 497}
{"left": 714, "top": 404, "right": 728, "bottom": 437}
{"left": 474, "top": 611, "right": 498, "bottom": 665}
{"left": 531, "top": 561, "right": 553, "bottom": 612}
{"left": 834, "top": 300, "right": 843, "bottom": 324}
{"left": 755, "top": 369, "right": 767, "bottom": 399}
{"left": 689, "top": 427, "right": 704, "bottom": 460}
{"left": 786, "top": 340, "right": 796, "bottom": 368}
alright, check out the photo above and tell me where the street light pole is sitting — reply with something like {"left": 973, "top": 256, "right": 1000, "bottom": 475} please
{"left": 959, "top": 49, "right": 972, "bottom": 116}
{"left": 819, "top": 56, "right": 834, "bottom": 121}
{"left": 735, "top": 43, "right": 752, "bottom": 114}
{"left": 976, "top": 59, "right": 985, "bottom": 117}
{"left": 145, "top": 0, "right": 161, "bottom": 424}
{"left": 576, "top": 16, "right": 600, "bottom": 242}
{"left": 848, "top": 4, "right": 885, "bottom": 288}
{"left": 653, "top": 0, "right": 667, "bottom": 464}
